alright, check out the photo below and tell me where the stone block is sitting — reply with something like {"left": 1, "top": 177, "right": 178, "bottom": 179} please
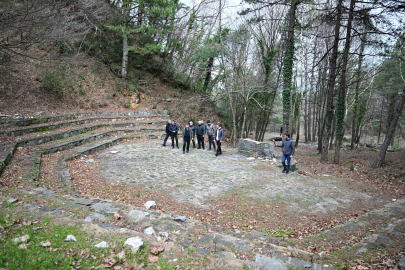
{"left": 238, "top": 139, "right": 274, "bottom": 159}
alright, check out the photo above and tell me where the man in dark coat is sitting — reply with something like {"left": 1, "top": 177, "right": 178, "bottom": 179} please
{"left": 183, "top": 124, "right": 192, "bottom": 153}
{"left": 162, "top": 120, "right": 172, "bottom": 146}
{"left": 195, "top": 121, "right": 206, "bottom": 149}
{"left": 215, "top": 124, "right": 224, "bottom": 156}
{"left": 189, "top": 121, "right": 196, "bottom": 148}
{"left": 275, "top": 133, "right": 295, "bottom": 174}
{"left": 169, "top": 120, "right": 179, "bottom": 149}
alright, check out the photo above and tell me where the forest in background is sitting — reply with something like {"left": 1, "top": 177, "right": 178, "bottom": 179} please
{"left": 1, "top": 0, "right": 405, "bottom": 166}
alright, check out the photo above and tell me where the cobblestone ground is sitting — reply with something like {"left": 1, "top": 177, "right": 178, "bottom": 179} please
{"left": 97, "top": 141, "right": 382, "bottom": 213}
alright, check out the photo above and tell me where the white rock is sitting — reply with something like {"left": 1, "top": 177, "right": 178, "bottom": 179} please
{"left": 85, "top": 159, "right": 94, "bottom": 163}
{"left": 64, "top": 235, "right": 77, "bottom": 242}
{"left": 143, "top": 227, "right": 156, "bottom": 236}
{"left": 94, "top": 241, "right": 109, "bottom": 248}
{"left": 246, "top": 157, "right": 255, "bottom": 160}
{"left": 13, "top": 234, "right": 30, "bottom": 244}
{"left": 272, "top": 158, "right": 277, "bottom": 162}
{"left": 124, "top": 236, "right": 144, "bottom": 253}
{"left": 156, "top": 232, "right": 169, "bottom": 241}
{"left": 110, "top": 151, "right": 118, "bottom": 154}
{"left": 144, "top": 201, "right": 156, "bottom": 210}
{"left": 6, "top": 198, "right": 18, "bottom": 204}
{"left": 127, "top": 210, "right": 150, "bottom": 222}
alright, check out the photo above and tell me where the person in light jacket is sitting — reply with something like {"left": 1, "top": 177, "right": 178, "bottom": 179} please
{"left": 215, "top": 124, "right": 224, "bottom": 156}
{"left": 206, "top": 120, "right": 216, "bottom": 151}
{"left": 275, "top": 133, "right": 295, "bottom": 174}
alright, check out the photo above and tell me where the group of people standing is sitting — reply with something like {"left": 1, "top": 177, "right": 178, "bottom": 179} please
{"left": 162, "top": 120, "right": 224, "bottom": 156}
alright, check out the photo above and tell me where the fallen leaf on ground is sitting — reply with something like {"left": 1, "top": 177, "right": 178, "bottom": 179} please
{"left": 41, "top": 240, "right": 51, "bottom": 247}
{"left": 150, "top": 245, "right": 165, "bottom": 255}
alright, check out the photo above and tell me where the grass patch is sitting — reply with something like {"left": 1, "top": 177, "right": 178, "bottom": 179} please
{"left": 0, "top": 208, "right": 153, "bottom": 269}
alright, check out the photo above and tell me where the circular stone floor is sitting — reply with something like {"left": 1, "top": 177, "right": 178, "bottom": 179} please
{"left": 97, "top": 141, "right": 382, "bottom": 212}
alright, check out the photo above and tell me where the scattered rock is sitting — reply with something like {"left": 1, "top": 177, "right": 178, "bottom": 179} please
{"left": 246, "top": 157, "right": 255, "bottom": 160}
{"left": 156, "top": 232, "right": 168, "bottom": 241}
{"left": 397, "top": 257, "right": 405, "bottom": 270}
{"left": 13, "top": 235, "right": 30, "bottom": 244}
{"left": 6, "top": 198, "right": 18, "bottom": 204}
{"left": 127, "top": 210, "right": 150, "bottom": 222}
{"left": 196, "top": 247, "right": 210, "bottom": 255}
{"left": 84, "top": 213, "right": 107, "bottom": 222}
{"left": 85, "top": 159, "right": 94, "bottom": 163}
{"left": 94, "top": 241, "right": 109, "bottom": 248}
{"left": 374, "top": 234, "right": 395, "bottom": 247}
{"left": 124, "top": 236, "right": 144, "bottom": 253}
{"left": 218, "top": 251, "right": 236, "bottom": 259}
{"left": 110, "top": 151, "right": 118, "bottom": 154}
{"left": 255, "top": 254, "right": 288, "bottom": 270}
{"left": 74, "top": 198, "right": 93, "bottom": 206}
{"left": 162, "top": 98, "right": 171, "bottom": 102}
{"left": 144, "top": 201, "right": 156, "bottom": 210}
{"left": 64, "top": 235, "right": 77, "bottom": 242}
{"left": 244, "top": 260, "right": 266, "bottom": 270}
{"left": 174, "top": 216, "right": 186, "bottom": 222}
{"left": 143, "top": 227, "right": 156, "bottom": 236}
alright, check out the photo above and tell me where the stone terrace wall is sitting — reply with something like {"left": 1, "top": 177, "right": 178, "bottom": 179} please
{"left": 237, "top": 139, "right": 274, "bottom": 158}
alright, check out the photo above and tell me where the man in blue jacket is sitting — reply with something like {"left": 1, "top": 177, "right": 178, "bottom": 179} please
{"left": 215, "top": 124, "right": 224, "bottom": 156}
{"left": 275, "top": 133, "right": 295, "bottom": 174}
{"left": 169, "top": 120, "right": 179, "bottom": 149}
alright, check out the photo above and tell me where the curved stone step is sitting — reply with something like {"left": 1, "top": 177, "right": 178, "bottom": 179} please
{"left": 15, "top": 121, "right": 165, "bottom": 148}
{"left": 0, "top": 142, "right": 17, "bottom": 177}
{"left": 1, "top": 114, "right": 169, "bottom": 137}
{"left": 0, "top": 110, "right": 168, "bottom": 129}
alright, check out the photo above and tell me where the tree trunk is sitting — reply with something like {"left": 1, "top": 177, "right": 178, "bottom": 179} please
{"left": 121, "top": 3, "right": 129, "bottom": 80}
{"left": 373, "top": 88, "right": 405, "bottom": 168}
{"left": 321, "top": 0, "right": 343, "bottom": 162}
{"left": 334, "top": 0, "right": 355, "bottom": 163}
{"left": 282, "top": 0, "right": 299, "bottom": 138}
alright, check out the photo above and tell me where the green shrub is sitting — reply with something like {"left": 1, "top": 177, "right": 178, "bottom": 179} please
{"left": 59, "top": 42, "right": 72, "bottom": 54}
{"left": 152, "top": 104, "right": 157, "bottom": 109}
{"left": 39, "top": 71, "right": 65, "bottom": 97}
{"left": 349, "top": 164, "right": 354, "bottom": 171}
{"left": 123, "top": 101, "right": 131, "bottom": 108}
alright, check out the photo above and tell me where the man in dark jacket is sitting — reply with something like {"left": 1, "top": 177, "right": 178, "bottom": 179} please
{"left": 189, "top": 121, "right": 196, "bottom": 148}
{"left": 169, "top": 120, "right": 179, "bottom": 149}
{"left": 162, "top": 120, "right": 172, "bottom": 146}
{"left": 183, "top": 124, "right": 192, "bottom": 153}
{"left": 195, "top": 121, "right": 206, "bottom": 149}
{"left": 215, "top": 124, "right": 224, "bottom": 156}
{"left": 275, "top": 133, "right": 295, "bottom": 174}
